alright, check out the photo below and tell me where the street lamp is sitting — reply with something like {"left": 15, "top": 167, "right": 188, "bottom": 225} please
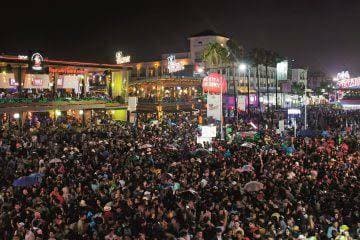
{"left": 239, "top": 64, "right": 247, "bottom": 72}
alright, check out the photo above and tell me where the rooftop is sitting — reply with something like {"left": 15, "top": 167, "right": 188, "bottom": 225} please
{"left": 189, "top": 29, "right": 229, "bottom": 39}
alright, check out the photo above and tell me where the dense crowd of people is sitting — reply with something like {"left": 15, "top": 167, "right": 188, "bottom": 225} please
{"left": 0, "top": 108, "right": 359, "bottom": 239}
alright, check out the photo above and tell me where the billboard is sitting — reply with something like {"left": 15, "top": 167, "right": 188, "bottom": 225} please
{"left": 202, "top": 73, "right": 227, "bottom": 94}
{"left": 337, "top": 77, "right": 360, "bottom": 89}
{"left": 201, "top": 125, "right": 217, "bottom": 138}
{"left": 24, "top": 74, "right": 50, "bottom": 89}
{"left": 128, "top": 97, "right": 138, "bottom": 112}
{"left": 276, "top": 60, "right": 288, "bottom": 81}
{"left": 207, "top": 94, "right": 222, "bottom": 121}
{"left": 237, "top": 95, "right": 246, "bottom": 111}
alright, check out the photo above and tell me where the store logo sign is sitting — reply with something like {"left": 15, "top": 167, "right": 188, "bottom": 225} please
{"left": 30, "top": 53, "right": 43, "bottom": 71}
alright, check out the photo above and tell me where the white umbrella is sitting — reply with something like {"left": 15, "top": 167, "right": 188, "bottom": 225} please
{"left": 49, "top": 158, "right": 62, "bottom": 164}
{"left": 241, "top": 142, "right": 255, "bottom": 148}
{"left": 139, "top": 144, "right": 153, "bottom": 149}
{"left": 164, "top": 144, "right": 178, "bottom": 151}
{"left": 244, "top": 181, "right": 264, "bottom": 192}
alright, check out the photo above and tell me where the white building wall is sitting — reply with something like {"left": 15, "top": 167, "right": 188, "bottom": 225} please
{"left": 188, "top": 36, "right": 229, "bottom": 64}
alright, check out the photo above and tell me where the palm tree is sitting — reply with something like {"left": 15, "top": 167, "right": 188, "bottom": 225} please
{"left": 249, "top": 48, "right": 266, "bottom": 110}
{"left": 202, "top": 42, "right": 229, "bottom": 73}
{"left": 263, "top": 50, "right": 279, "bottom": 111}
{"left": 226, "top": 39, "right": 244, "bottom": 119}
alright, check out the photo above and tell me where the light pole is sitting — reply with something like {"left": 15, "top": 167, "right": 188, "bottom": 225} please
{"left": 304, "top": 70, "right": 308, "bottom": 130}
{"left": 239, "top": 63, "right": 250, "bottom": 113}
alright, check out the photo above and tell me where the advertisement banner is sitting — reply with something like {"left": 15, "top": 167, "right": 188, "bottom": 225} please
{"left": 128, "top": 96, "right": 138, "bottom": 112}
{"left": 24, "top": 74, "right": 50, "bottom": 89}
{"left": 0, "top": 73, "right": 17, "bottom": 89}
{"left": 201, "top": 125, "right": 217, "bottom": 138}
{"left": 279, "top": 119, "right": 285, "bottom": 132}
{"left": 237, "top": 95, "right": 246, "bottom": 111}
{"left": 202, "top": 73, "right": 227, "bottom": 94}
{"left": 207, "top": 94, "right": 222, "bottom": 121}
{"left": 277, "top": 60, "right": 288, "bottom": 81}
{"left": 57, "top": 75, "right": 80, "bottom": 90}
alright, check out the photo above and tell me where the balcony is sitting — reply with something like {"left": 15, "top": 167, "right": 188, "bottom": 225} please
{"left": 0, "top": 97, "right": 127, "bottom": 113}
{"left": 136, "top": 98, "right": 202, "bottom": 112}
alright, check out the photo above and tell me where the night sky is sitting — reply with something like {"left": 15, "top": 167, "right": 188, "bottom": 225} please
{"left": 1, "top": 0, "right": 360, "bottom": 77}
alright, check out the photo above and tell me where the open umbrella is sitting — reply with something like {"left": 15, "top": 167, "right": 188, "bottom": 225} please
{"left": 178, "top": 189, "right": 199, "bottom": 201}
{"left": 139, "top": 144, "right": 153, "bottom": 149}
{"left": 191, "top": 148, "right": 210, "bottom": 156}
{"left": 244, "top": 181, "right": 264, "bottom": 192}
{"left": 236, "top": 164, "right": 254, "bottom": 173}
{"left": 241, "top": 142, "right": 255, "bottom": 148}
{"left": 13, "top": 173, "right": 44, "bottom": 187}
{"left": 49, "top": 158, "right": 62, "bottom": 164}
{"left": 164, "top": 144, "right": 178, "bottom": 151}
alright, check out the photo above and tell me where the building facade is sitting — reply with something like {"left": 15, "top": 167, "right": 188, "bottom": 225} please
{"left": 0, "top": 53, "right": 131, "bottom": 125}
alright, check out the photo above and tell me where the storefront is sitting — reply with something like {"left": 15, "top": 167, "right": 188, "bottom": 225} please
{"left": 0, "top": 53, "right": 131, "bottom": 101}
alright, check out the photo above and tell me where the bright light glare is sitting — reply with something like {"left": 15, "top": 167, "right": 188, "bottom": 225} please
{"left": 13, "top": 113, "right": 20, "bottom": 119}
{"left": 197, "top": 67, "right": 204, "bottom": 73}
{"left": 239, "top": 63, "right": 247, "bottom": 71}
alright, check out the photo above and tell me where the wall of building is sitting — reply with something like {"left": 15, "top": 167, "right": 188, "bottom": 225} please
{"left": 291, "top": 69, "right": 307, "bottom": 83}
{"left": 189, "top": 36, "right": 229, "bottom": 63}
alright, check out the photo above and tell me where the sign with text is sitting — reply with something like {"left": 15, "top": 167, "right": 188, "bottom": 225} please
{"left": 207, "top": 94, "right": 222, "bottom": 121}
{"left": 202, "top": 73, "right": 227, "bottom": 94}
{"left": 201, "top": 125, "right": 217, "bottom": 138}
{"left": 237, "top": 95, "right": 246, "bottom": 111}
{"left": 128, "top": 96, "right": 138, "bottom": 112}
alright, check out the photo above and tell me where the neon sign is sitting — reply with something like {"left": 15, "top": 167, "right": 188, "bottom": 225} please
{"left": 336, "top": 71, "right": 350, "bottom": 80}
{"left": 49, "top": 67, "right": 86, "bottom": 74}
{"left": 116, "top": 51, "right": 130, "bottom": 64}
{"left": 167, "top": 55, "right": 184, "bottom": 73}
{"left": 18, "top": 55, "right": 28, "bottom": 60}
{"left": 337, "top": 77, "right": 360, "bottom": 89}
{"left": 30, "top": 53, "right": 43, "bottom": 71}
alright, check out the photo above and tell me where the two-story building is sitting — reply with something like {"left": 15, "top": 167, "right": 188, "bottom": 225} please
{"left": 0, "top": 53, "right": 131, "bottom": 126}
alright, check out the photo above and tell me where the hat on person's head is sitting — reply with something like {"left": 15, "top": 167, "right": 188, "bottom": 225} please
{"left": 18, "top": 222, "right": 25, "bottom": 228}
{"left": 215, "top": 227, "right": 223, "bottom": 233}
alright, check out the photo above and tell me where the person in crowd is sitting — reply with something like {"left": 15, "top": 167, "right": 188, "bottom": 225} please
{"left": 0, "top": 108, "right": 358, "bottom": 239}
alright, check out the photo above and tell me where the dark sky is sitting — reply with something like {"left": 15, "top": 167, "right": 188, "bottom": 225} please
{"left": 1, "top": 0, "right": 360, "bottom": 77}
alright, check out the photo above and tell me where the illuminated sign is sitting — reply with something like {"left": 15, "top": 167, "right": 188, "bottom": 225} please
{"left": 336, "top": 71, "right": 350, "bottom": 80}
{"left": 30, "top": 53, "right": 43, "bottom": 71}
{"left": 167, "top": 55, "right": 184, "bottom": 73}
{"left": 116, "top": 51, "right": 130, "bottom": 64}
{"left": 49, "top": 67, "right": 86, "bottom": 74}
{"left": 18, "top": 55, "right": 28, "bottom": 60}
{"left": 288, "top": 108, "right": 301, "bottom": 115}
{"left": 57, "top": 78, "right": 63, "bottom": 86}
{"left": 276, "top": 60, "right": 288, "bottom": 80}
{"left": 32, "top": 78, "right": 43, "bottom": 86}
{"left": 337, "top": 77, "right": 360, "bottom": 89}
{"left": 201, "top": 125, "right": 217, "bottom": 138}
{"left": 9, "top": 78, "right": 18, "bottom": 86}
{"left": 202, "top": 73, "right": 227, "bottom": 94}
